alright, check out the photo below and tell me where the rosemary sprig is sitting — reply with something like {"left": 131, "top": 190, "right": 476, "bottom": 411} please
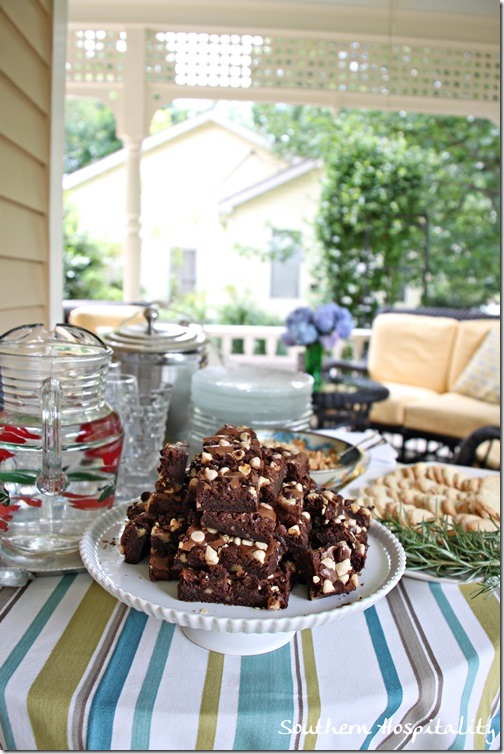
{"left": 378, "top": 513, "right": 500, "bottom": 597}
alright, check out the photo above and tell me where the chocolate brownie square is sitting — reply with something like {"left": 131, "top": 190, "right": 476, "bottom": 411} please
{"left": 259, "top": 447, "right": 287, "bottom": 503}
{"left": 178, "top": 565, "right": 232, "bottom": 605}
{"left": 174, "top": 524, "right": 284, "bottom": 578}
{"left": 149, "top": 550, "right": 175, "bottom": 581}
{"left": 156, "top": 441, "right": 190, "bottom": 489}
{"left": 300, "top": 541, "right": 359, "bottom": 599}
{"left": 148, "top": 514, "right": 188, "bottom": 581}
{"left": 195, "top": 467, "right": 260, "bottom": 513}
{"left": 145, "top": 486, "right": 187, "bottom": 518}
{"left": 307, "top": 492, "right": 372, "bottom": 572}
{"left": 219, "top": 535, "right": 284, "bottom": 578}
{"left": 174, "top": 525, "right": 227, "bottom": 572}
{"left": 185, "top": 455, "right": 202, "bottom": 509}
{"left": 276, "top": 479, "right": 305, "bottom": 518}
{"left": 119, "top": 512, "right": 155, "bottom": 564}
{"left": 124, "top": 498, "right": 150, "bottom": 520}
{"left": 204, "top": 425, "right": 264, "bottom": 468}
{"left": 303, "top": 489, "right": 345, "bottom": 521}
{"left": 231, "top": 564, "right": 293, "bottom": 610}
{"left": 275, "top": 509, "right": 312, "bottom": 557}
{"left": 150, "top": 515, "right": 187, "bottom": 555}
{"left": 201, "top": 502, "right": 277, "bottom": 543}
{"left": 177, "top": 563, "right": 293, "bottom": 610}
{"left": 266, "top": 445, "right": 310, "bottom": 483}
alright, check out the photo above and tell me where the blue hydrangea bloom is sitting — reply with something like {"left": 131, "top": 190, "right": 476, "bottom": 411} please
{"left": 282, "top": 302, "right": 353, "bottom": 347}
{"left": 285, "top": 307, "right": 314, "bottom": 328}
{"left": 313, "top": 303, "right": 340, "bottom": 333}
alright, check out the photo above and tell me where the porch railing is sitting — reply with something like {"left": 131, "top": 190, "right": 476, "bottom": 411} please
{"left": 203, "top": 324, "right": 371, "bottom": 368}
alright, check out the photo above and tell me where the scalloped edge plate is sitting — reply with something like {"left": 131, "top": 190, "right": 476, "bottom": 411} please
{"left": 80, "top": 503, "right": 406, "bottom": 636}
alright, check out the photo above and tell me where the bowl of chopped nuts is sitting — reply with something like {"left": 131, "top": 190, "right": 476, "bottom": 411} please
{"left": 255, "top": 429, "right": 368, "bottom": 490}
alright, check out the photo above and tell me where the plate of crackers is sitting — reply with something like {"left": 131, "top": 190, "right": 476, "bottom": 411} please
{"left": 348, "top": 462, "right": 500, "bottom": 589}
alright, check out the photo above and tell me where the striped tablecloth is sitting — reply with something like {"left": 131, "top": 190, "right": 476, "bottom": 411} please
{"left": 0, "top": 434, "right": 500, "bottom": 751}
{"left": 0, "top": 574, "right": 499, "bottom": 751}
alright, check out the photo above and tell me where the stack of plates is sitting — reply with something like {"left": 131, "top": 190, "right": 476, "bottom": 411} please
{"left": 189, "top": 364, "right": 314, "bottom": 452}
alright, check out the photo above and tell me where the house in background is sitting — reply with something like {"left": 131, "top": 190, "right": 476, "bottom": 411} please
{"left": 63, "top": 110, "right": 322, "bottom": 318}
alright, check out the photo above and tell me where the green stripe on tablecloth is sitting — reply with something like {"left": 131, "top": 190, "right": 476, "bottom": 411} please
{"left": 460, "top": 584, "right": 500, "bottom": 750}
{"left": 131, "top": 621, "right": 175, "bottom": 750}
{"left": 0, "top": 575, "right": 76, "bottom": 751}
{"left": 301, "top": 629, "right": 321, "bottom": 751}
{"left": 233, "top": 643, "right": 294, "bottom": 750}
{"left": 195, "top": 651, "right": 225, "bottom": 750}
{"left": 27, "top": 581, "right": 117, "bottom": 751}
{"left": 429, "top": 582, "right": 479, "bottom": 750}
{"left": 70, "top": 602, "right": 128, "bottom": 751}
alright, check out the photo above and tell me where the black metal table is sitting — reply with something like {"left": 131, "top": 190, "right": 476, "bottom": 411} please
{"left": 312, "top": 374, "right": 390, "bottom": 430}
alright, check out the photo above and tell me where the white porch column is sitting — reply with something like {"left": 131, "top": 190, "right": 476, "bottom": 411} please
{"left": 123, "top": 136, "right": 143, "bottom": 301}
{"left": 116, "top": 28, "right": 149, "bottom": 301}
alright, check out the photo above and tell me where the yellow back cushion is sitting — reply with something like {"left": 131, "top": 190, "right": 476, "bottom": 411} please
{"left": 447, "top": 319, "right": 500, "bottom": 389}
{"left": 452, "top": 327, "right": 500, "bottom": 404}
{"left": 367, "top": 313, "right": 458, "bottom": 392}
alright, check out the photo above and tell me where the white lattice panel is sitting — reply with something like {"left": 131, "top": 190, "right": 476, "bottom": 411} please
{"left": 66, "top": 27, "right": 499, "bottom": 106}
{"left": 66, "top": 29, "right": 127, "bottom": 83}
{"left": 144, "top": 30, "right": 499, "bottom": 103}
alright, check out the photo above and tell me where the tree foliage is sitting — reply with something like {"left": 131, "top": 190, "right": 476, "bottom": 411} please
{"left": 63, "top": 206, "right": 123, "bottom": 300}
{"left": 65, "top": 98, "right": 123, "bottom": 174}
{"left": 252, "top": 105, "right": 500, "bottom": 323}
{"left": 315, "top": 128, "right": 441, "bottom": 324}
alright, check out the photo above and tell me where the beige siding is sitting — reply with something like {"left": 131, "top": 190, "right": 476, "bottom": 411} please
{"left": 0, "top": 0, "right": 52, "bottom": 333}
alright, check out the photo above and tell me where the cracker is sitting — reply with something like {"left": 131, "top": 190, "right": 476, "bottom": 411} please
{"left": 356, "top": 464, "right": 500, "bottom": 532}
{"left": 455, "top": 513, "right": 499, "bottom": 532}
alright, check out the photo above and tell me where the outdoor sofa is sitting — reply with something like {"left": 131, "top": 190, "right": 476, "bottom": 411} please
{"left": 331, "top": 308, "right": 500, "bottom": 462}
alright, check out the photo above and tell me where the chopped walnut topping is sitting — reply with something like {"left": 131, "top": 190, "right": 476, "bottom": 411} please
{"left": 321, "top": 556, "right": 336, "bottom": 570}
{"left": 335, "top": 558, "right": 351, "bottom": 577}
{"left": 205, "top": 545, "right": 219, "bottom": 565}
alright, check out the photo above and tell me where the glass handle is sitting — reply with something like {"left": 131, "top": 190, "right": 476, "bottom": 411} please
{"left": 36, "top": 377, "right": 68, "bottom": 496}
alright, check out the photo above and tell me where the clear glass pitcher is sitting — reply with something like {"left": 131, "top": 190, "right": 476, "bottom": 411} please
{"left": 0, "top": 323, "right": 123, "bottom": 562}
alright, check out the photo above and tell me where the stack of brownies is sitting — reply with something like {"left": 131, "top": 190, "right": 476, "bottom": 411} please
{"left": 119, "top": 424, "right": 372, "bottom": 610}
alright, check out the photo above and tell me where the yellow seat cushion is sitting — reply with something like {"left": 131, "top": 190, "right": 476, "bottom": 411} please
{"left": 448, "top": 319, "right": 500, "bottom": 388}
{"left": 403, "top": 392, "right": 501, "bottom": 440}
{"left": 452, "top": 327, "right": 500, "bottom": 404}
{"left": 68, "top": 305, "right": 145, "bottom": 336}
{"left": 476, "top": 440, "right": 501, "bottom": 470}
{"left": 369, "top": 382, "right": 440, "bottom": 426}
{"left": 367, "top": 313, "right": 458, "bottom": 392}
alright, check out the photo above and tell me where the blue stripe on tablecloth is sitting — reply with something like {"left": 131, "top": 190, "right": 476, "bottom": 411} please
{"left": 130, "top": 621, "right": 175, "bottom": 750}
{"left": 233, "top": 643, "right": 294, "bottom": 750}
{"left": 486, "top": 708, "right": 500, "bottom": 750}
{"left": 0, "top": 575, "right": 76, "bottom": 751}
{"left": 429, "top": 582, "right": 479, "bottom": 750}
{"left": 360, "top": 605, "right": 403, "bottom": 750}
{"left": 86, "top": 608, "right": 148, "bottom": 750}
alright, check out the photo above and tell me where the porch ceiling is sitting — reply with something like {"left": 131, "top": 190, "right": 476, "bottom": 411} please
{"left": 66, "top": 0, "right": 500, "bottom": 123}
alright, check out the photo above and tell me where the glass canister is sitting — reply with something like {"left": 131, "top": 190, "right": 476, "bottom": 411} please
{"left": 102, "top": 306, "right": 207, "bottom": 443}
{"left": 0, "top": 323, "right": 123, "bottom": 563}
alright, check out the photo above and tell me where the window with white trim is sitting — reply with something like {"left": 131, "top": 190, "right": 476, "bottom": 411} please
{"left": 270, "top": 230, "right": 302, "bottom": 298}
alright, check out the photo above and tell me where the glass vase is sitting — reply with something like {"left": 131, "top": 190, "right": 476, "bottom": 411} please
{"left": 304, "top": 341, "right": 324, "bottom": 392}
